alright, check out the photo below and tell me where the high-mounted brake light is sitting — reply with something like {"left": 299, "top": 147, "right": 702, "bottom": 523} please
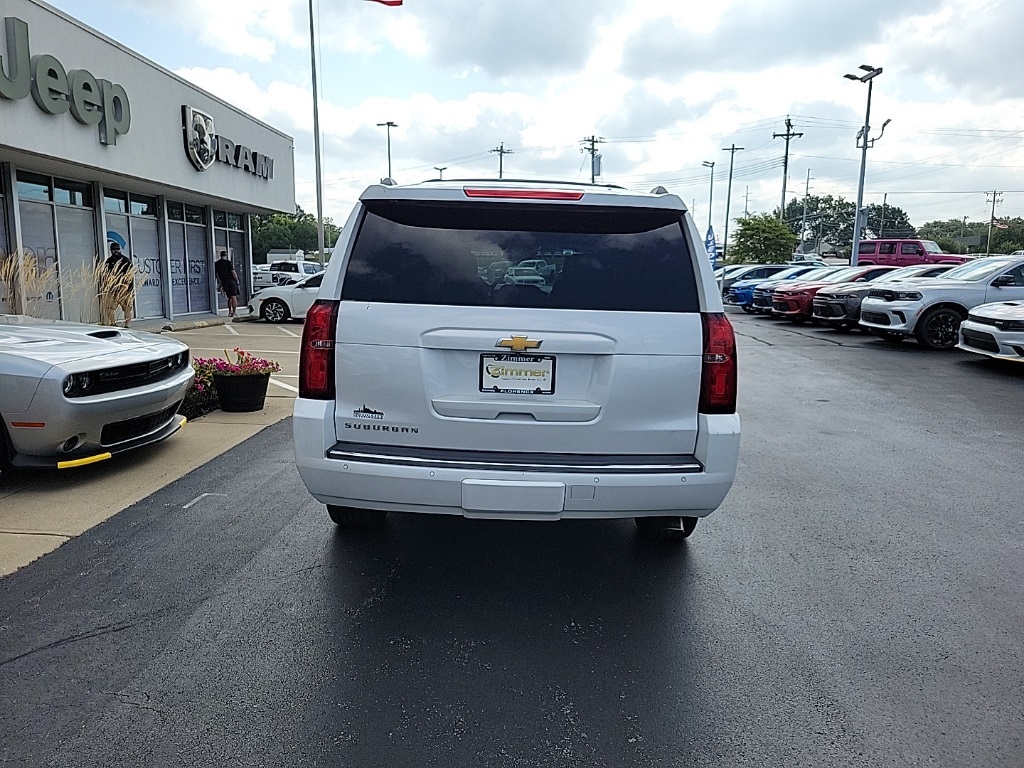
{"left": 699, "top": 313, "right": 737, "bottom": 414}
{"left": 299, "top": 299, "right": 340, "bottom": 400}
{"left": 463, "top": 188, "right": 584, "bottom": 201}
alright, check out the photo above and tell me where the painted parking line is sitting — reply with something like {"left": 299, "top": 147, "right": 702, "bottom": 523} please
{"left": 277, "top": 327, "right": 300, "bottom": 338}
{"left": 225, "top": 324, "right": 240, "bottom": 335}
{"left": 270, "top": 378, "right": 299, "bottom": 393}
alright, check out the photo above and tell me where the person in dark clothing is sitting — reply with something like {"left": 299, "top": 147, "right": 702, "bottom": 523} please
{"left": 103, "top": 242, "right": 136, "bottom": 326}
{"left": 215, "top": 250, "right": 240, "bottom": 317}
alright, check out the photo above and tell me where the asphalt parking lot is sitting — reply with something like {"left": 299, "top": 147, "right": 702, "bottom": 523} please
{"left": 3, "top": 308, "right": 1023, "bottom": 766}
{"left": 0, "top": 318, "right": 299, "bottom": 576}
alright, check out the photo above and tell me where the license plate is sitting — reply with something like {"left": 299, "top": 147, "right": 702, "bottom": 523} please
{"left": 479, "top": 353, "right": 555, "bottom": 395}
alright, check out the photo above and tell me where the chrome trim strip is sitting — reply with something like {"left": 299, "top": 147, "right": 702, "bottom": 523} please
{"left": 326, "top": 445, "right": 703, "bottom": 474}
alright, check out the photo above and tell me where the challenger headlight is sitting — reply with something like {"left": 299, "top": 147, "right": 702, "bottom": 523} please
{"left": 62, "top": 372, "right": 95, "bottom": 397}
{"left": 833, "top": 294, "right": 856, "bottom": 300}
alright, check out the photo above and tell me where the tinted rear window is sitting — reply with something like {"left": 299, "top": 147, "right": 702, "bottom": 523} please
{"left": 340, "top": 201, "right": 700, "bottom": 312}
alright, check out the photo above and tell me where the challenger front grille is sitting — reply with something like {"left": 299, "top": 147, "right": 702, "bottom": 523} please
{"left": 101, "top": 402, "right": 182, "bottom": 446}
{"left": 961, "top": 329, "right": 999, "bottom": 353}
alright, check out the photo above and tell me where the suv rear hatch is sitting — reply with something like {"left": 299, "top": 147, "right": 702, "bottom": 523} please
{"left": 332, "top": 196, "right": 705, "bottom": 457}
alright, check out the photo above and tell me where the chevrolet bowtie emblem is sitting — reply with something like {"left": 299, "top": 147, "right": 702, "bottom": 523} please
{"left": 496, "top": 335, "right": 542, "bottom": 352}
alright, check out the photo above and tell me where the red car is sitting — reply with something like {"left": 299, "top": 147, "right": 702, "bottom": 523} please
{"left": 771, "top": 266, "right": 899, "bottom": 322}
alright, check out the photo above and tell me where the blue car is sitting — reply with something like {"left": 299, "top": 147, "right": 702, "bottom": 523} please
{"left": 725, "top": 266, "right": 822, "bottom": 312}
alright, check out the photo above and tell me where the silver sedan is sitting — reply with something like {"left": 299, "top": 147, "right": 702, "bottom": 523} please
{"left": 1, "top": 315, "right": 193, "bottom": 470}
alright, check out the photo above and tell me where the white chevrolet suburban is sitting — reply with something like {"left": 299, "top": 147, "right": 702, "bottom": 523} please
{"left": 293, "top": 180, "right": 740, "bottom": 541}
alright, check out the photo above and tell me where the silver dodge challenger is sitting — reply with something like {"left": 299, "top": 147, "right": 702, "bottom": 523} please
{"left": 0, "top": 315, "right": 193, "bottom": 470}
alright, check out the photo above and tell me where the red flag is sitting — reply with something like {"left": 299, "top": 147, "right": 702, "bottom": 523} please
{"left": 365, "top": 0, "right": 402, "bottom": 5}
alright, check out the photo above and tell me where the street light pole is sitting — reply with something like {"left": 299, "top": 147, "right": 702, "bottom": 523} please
{"left": 844, "top": 65, "right": 885, "bottom": 266}
{"left": 701, "top": 161, "right": 715, "bottom": 232}
{"left": 434, "top": 166, "right": 447, "bottom": 180}
{"left": 376, "top": 121, "right": 398, "bottom": 179}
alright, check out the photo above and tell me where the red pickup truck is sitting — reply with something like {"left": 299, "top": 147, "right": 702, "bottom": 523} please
{"left": 855, "top": 239, "right": 971, "bottom": 267}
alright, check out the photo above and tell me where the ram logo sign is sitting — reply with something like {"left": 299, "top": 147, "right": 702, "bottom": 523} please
{"left": 181, "top": 105, "right": 275, "bottom": 180}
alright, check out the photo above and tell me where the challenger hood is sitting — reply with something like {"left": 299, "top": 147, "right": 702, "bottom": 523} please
{"left": 0, "top": 315, "right": 184, "bottom": 366}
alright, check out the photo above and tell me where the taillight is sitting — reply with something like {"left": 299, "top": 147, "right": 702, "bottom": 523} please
{"left": 299, "top": 299, "right": 339, "bottom": 399}
{"left": 699, "top": 313, "right": 737, "bottom": 414}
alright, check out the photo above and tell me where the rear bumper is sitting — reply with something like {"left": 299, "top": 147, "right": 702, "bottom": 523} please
{"left": 293, "top": 399, "right": 740, "bottom": 521}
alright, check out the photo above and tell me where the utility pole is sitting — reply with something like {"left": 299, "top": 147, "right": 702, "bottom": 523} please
{"left": 800, "top": 169, "right": 812, "bottom": 253}
{"left": 878, "top": 192, "right": 887, "bottom": 237}
{"left": 773, "top": 115, "right": 803, "bottom": 221}
{"left": 433, "top": 166, "right": 447, "bottom": 180}
{"left": 721, "top": 143, "right": 744, "bottom": 257}
{"left": 580, "top": 135, "right": 606, "bottom": 183}
{"left": 701, "top": 161, "right": 715, "bottom": 231}
{"left": 744, "top": 186, "right": 749, "bottom": 216}
{"left": 986, "top": 189, "right": 1003, "bottom": 256}
{"left": 490, "top": 142, "right": 514, "bottom": 179}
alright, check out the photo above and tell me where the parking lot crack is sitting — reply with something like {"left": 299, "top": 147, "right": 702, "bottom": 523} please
{"left": 0, "top": 620, "right": 137, "bottom": 668}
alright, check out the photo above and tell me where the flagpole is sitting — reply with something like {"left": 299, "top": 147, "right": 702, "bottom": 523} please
{"left": 308, "top": 0, "right": 326, "bottom": 267}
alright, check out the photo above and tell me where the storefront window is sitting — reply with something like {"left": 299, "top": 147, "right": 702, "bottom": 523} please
{"left": 53, "top": 179, "right": 93, "bottom": 208}
{"left": 18, "top": 200, "right": 59, "bottom": 320}
{"left": 0, "top": 189, "right": 11, "bottom": 313}
{"left": 227, "top": 213, "right": 242, "bottom": 230}
{"left": 213, "top": 210, "right": 227, "bottom": 228}
{"left": 16, "top": 172, "right": 51, "bottom": 202}
{"left": 131, "top": 194, "right": 157, "bottom": 217}
{"left": 104, "top": 190, "right": 128, "bottom": 214}
{"left": 184, "top": 204, "right": 205, "bottom": 225}
{"left": 167, "top": 201, "right": 184, "bottom": 221}
{"left": 107, "top": 190, "right": 164, "bottom": 320}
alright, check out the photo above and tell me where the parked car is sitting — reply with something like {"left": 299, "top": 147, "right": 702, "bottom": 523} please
{"left": 293, "top": 179, "right": 740, "bottom": 541}
{"left": 719, "top": 264, "right": 790, "bottom": 295}
{"left": 749, "top": 266, "right": 845, "bottom": 313}
{"left": 0, "top": 315, "right": 192, "bottom": 470}
{"left": 724, "top": 265, "right": 822, "bottom": 312}
{"left": 771, "top": 266, "right": 899, "bottom": 323}
{"left": 958, "top": 300, "right": 1024, "bottom": 362}
{"left": 854, "top": 239, "right": 972, "bottom": 267}
{"left": 812, "top": 264, "right": 955, "bottom": 330}
{"left": 249, "top": 272, "right": 325, "bottom": 322}
{"left": 269, "top": 259, "right": 323, "bottom": 285}
{"left": 859, "top": 255, "right": 1024, "bottom": 349}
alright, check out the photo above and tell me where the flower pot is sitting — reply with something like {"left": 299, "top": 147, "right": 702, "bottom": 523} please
{"left": 213, "top": 372, "right": 271, "bottom": 412}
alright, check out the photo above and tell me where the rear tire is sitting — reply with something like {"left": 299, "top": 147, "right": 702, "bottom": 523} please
{"left": 327, "top": 504, "right": 388, "bottom": 528}
{"left": 635, "top": 516, "right": 698, "bottom": 542}
{"left": 741, "top": 305, "right": 753, "bottom": 313}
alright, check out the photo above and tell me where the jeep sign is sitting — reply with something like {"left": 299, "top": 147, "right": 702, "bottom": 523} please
{"left": 0, "top": 16, "right": 131, "bottom": 145}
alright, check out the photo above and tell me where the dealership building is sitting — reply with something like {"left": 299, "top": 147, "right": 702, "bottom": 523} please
{"left": 0, "top": 0, "right": 295, "bottom": 324}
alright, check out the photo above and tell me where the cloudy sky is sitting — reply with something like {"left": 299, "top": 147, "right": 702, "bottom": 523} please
{"left": 50, "top": 0, "right": 1024, "bottom": 239}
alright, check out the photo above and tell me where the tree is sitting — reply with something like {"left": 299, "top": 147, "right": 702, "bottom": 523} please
{"left": 916, "top": 218, "right": 1024, "bottom": 254}
{"left": 863, "top": 202, "right": 914, "bottom": 239}
{"left": 251, "top": 205, "right": 342, "bottom": 262}
{"left": 780, "top": 194, "right": 856, "bottom": 250}
{"left": 728, "top": 214, "right": 797, "bottom": 264}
